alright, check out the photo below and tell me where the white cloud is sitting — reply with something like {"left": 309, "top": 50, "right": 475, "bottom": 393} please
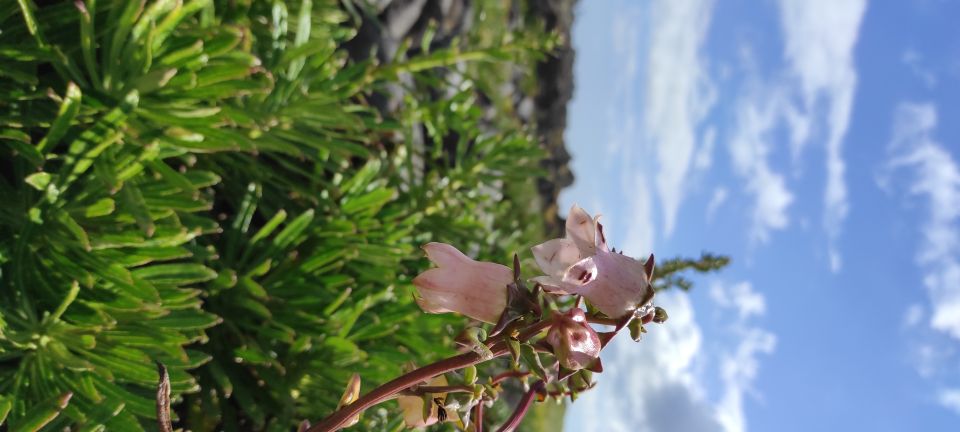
{"left": 625, "top": 175, "right": 656, "bottom": 254}
{"left": 909, "top": 341, "right": 955, "bottom": 379}
{"left": 710, "top": 281, "right": 766, "bottom": 320}
{"left": 890, "top": 102, "right": 937, "bottom": 149}
{"left": 887, "top": 102, "right": 960, "bottom": 415}
{"left": 696, "top": 127, "right": 718, "bottom": 170}
{"left": 600, "top": 0, "right": 716, "bottom": 249}
{"left": 593, "top": 3, "right": 656, "bottom": 256}
{"left": 716, "top": 327, "right": 776, "bottom": 432}
{"left": 902, "top": 49, "right": 937, "bottom": 88}
{"left": 938, "top": 388, "right": 960, "bottom": 416}
{"left": 887, "top": 102, "right": 960, "bottom": 340}
{"left": 903, "top": 304, "right": 924, "bottom": 328}
{"left": 706, "top": 187, "right": 728, "bottom": 222}
{"left": 644, "top": 0, "right": 716, "bottom": 235}
{"left": 605, "top": 6, "right": 643, "bottom": 157}
{"left": 710, "top": 282, "right": 777, "bottom": 432}
{"left": 724, "top": 0, "right": 865, "bottom": 262}
{"left": 566, "top": 284, "right": 774, "bottom": 432}
{"left": 778, "top": 0, "right": 866, "bottom": 271}
{"left": 728, "top": 90, "right": 795, "bottom": 242}
{"left": 782, "top": 102, "right": 811, "bottom": 162}
{"left": 828, "top": 250, "right": 843, "bottom": 273}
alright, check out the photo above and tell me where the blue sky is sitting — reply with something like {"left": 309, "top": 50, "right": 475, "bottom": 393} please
{"left": 560, "top": 1, "right": 960, "bottom": 431}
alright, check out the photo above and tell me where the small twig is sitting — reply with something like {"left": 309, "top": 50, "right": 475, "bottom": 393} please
{"left": 490, "top": 370, "right": 530, "bottom": 386}
{"left": 474, "top": 400, "right": 484, "bottom": 432}
{"left": 585, "top": 315, "right": 620, "bottom": 326}
{"left": 418, "top": 384, "right": 474, "bottom": 394}
{"left": 401, "top": 384, "right": 475, "bottom": 396}
{"left": 495, "top": 380, "right": 545, "bottom": 432}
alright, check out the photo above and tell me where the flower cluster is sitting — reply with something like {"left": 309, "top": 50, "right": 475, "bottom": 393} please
{"left": 410, "top": 205, "right": 660, "bottom": 378}
{"left": 307, "top": 205, "right": 667, "bottom": 431}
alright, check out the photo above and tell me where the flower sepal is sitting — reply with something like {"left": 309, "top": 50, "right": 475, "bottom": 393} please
{"left": 335, "top": 373, "right": 362, "bottom": 427}
{"left": 489, "top": 254, "right": 543, "bottom": 338}
{"left": 557, "top": 357, "right": 602, "bottom": 382}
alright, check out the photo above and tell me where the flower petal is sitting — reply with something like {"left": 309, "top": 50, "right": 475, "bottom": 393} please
{"left": 565, "top": 204, "right": 598, "bottom": 256}
{"left": 595, "top": 220, "right": 609, "bottom": 253}
{"left": 413, "top": 283, "right": 453, "bottom": 314}
{"left": 531, "top": 275, "right": 574, "bottom": 294}
{"left": 560, "top": 257, "right": 599, "bottom": 289}
{"left": 422, "top": 242, "right": 473, "bottom": 268}
{"left": 531, "top": 238, "right": 581, "bottom": 278}
{"left": 563, "top": 252, "right": 654, "bottom": 319}
{"left": 532, "top": 276, "right": 586, "bottom": 296}
{"left": 412, "top": 255, "right": 512, "bottom": 324}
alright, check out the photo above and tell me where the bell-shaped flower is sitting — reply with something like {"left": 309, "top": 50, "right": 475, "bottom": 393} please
{"left": 531, "top": 204, "right": 655, "bottom": 319}
{"left": 546, "top": 308, "right": 601, "bottom": 371}
{"left": 413, "top": 242, "right": 513, "bottom": 324}
{"left": 397, "top": 375, "right": 460, "bottom": 428}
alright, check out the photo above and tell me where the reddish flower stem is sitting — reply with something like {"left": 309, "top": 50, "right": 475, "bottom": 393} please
{"left": 307, "top": 320, "right": 552, "bottom": 432}
{"left": 474, "top": 400, "right": 484, "bottom": 432}
{"left": 495, "top": 380, "right": 545, "bottom": 432}
{"left": 404, "top": 384, "right": 474, "bottom": 395}
{"left": 586, "top": 315, "right": 623, "bottom": 326}
{"left": 490, "top": 370, "right": 530, "bottom": 386}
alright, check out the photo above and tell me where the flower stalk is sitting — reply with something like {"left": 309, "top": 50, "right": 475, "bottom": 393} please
{"left": 307, "top": 320, "right": 552, "bottom": 432}
{"left": 403, "top": 384, "right": 475, "bottom": 395}
{"left": 495, "top": 380, "right": 545, "bottom": 432}
{"left": 473, "top": 400, "right": 485, "bottom": 432}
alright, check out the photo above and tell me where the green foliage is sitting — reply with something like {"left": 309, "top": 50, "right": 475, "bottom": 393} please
{"left": 0, "top": 0, "right": 548, "bottom": 430}
{"left": 654, "top": 253, "right": 731, "bottom": 292}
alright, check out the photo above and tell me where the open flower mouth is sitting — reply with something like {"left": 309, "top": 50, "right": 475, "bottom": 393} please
{"left": 531, "top": 204, "right": 656, "bottom": 319}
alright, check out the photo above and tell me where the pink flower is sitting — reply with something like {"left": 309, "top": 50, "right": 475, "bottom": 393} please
{"left": 413, "top": 242, "right": 513, "bottom": 324}
{"left": 531, "top": 205, "right": 655, "bottom": 319}
{"left": 546, "top": 308, "right": 601, "bottom": 370}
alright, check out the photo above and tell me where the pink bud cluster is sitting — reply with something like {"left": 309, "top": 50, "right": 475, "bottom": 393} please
{"left": 412, "top": 205, "right": 657, "bottom": 372}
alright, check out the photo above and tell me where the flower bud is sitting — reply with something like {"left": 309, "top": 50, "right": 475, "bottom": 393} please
{"left": 546, "top": 308, "right": 602, "bottom": 371}
{"left": 652, "top": 306, "right": 668, "bottom": 324}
